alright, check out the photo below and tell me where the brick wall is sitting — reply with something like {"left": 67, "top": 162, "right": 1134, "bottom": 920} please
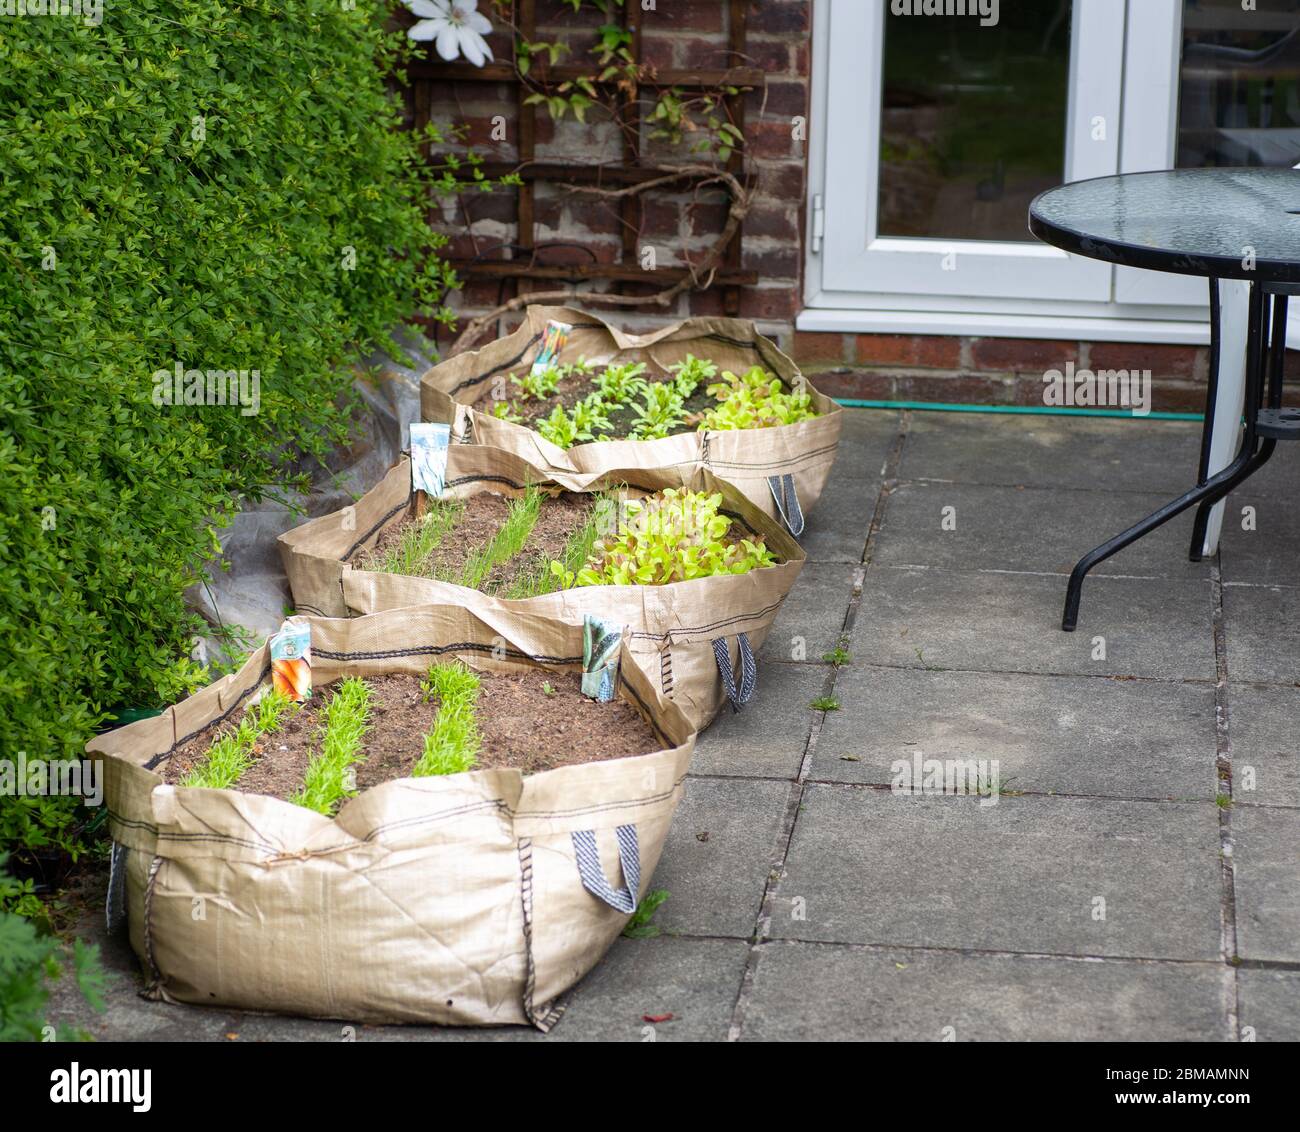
{"left": 411, "top": 0, "right": 812, "bottom": 351}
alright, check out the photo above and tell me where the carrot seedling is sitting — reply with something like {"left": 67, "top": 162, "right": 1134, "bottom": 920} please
{"left": 413, "top": 661, "right": 481, "bottom": 777}
{"left": 291, "top": 677, "right": 372, "bottom": 815}
{"left": 459, "top": 486, "right": 543, "bottom": 589}
{"left": 368, "top": 499, "right": 464, "bottom": 577}
{"left": 181, "top": 688, "right": 297, "bottom": 789}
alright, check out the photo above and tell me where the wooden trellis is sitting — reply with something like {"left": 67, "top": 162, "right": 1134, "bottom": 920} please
{"left": 406, "top": 0, "right": 761, "bottom": 319}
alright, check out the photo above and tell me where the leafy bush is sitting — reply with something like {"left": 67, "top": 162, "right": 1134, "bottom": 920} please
{"left": 552, "top": 489, "right": 777, "bottom": 587}
{"left": 0, "top": 2, "right": 477, "bottom": 886}
{"left": 0, "top": 856, "right": 106, "bottom": 1041}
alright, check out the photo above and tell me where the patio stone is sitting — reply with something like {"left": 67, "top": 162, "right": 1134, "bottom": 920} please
{"left": 652, "top": 776, "right": 791, "bottom": 938}
{"left": 799, "top": 473, "right": 879, "bottom": 563}
{"left": 759, "top": 562, "right": 858, "bottom": 662}
{"left": 693, "top": 662, "right": 823, "bottom": 779}
{"left": 740, "top": 942, "right": 1229, "bottom": 1042}
{"left": 769, "top": 786, "right": 1221, "bottom": 960}
{"left": 874, "top": 481, "right": 1208, "bottom": 580}
{"left": 1231, "top": 805, "right": 1300, "bottom": 964}
{"left": 1238, "top": 969, "right": 1300, "bottom": 1042}
{"left": 851, "top": 565, "right": 1216, "bottom": 680}
{"left": 1218, "top": 494, "right": 1300, "bottom": 588}
{"left": 1222, "top": 582, "right": 1300, "bottom": 684}
{"left": 1224, "top": 684, "right": 1300, "bottom": 808}
{"left": 832, "top": 407, "right": 900, "bottom": 480}
{"left": 1222, "top": 584, "right": 1300, "bottom": 681}
{"left": 809, "top": 664, "right": 1217, "bottom": 801}
{"left": 900, "top": 411, "right": 1204, "bottom": 494}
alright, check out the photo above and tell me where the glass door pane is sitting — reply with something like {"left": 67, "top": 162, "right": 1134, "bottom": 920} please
{"left": 1176, "top": 0, "right": 1300, "bottom": 168}
{"left": 879, "top": 3, "right": 1074, "bottom": 241}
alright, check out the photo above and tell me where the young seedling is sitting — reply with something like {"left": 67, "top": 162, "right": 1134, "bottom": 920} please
{"left": 697, "top": 365, "right": 817, "bottom": 431}
{"left": 370, "top": 499, "right": 464, "bottom": 577}
{"left": 292, "top": 678, "right": 372, "bottom": 815}
{"left": 542, "top": 680, "right": 555, "bottom": 696}
{"left": 511, "top": 365, "right": 563, "bottom": 401}
{"left": 810, "top": 695, "right": 841, "bottom": 712}
{"left": 181, "top": 688, "right": 298, "bottom": 789}
{"left": 459, "top": 486, "right": 543, "bottom": 589}
{"left": 414, "top": 660, "right": 481, "bottom": 776}
{"left": 594, "top": 361, "right": 648, "bottom": 405}
{"left": 621, "top": 889, "right": 669, "bottom": 939}
{"left": 667, "top": 353, "right": 716, "bottom": 399}
{"left": 523, "top": 490, "right": 617, "bottom": 596}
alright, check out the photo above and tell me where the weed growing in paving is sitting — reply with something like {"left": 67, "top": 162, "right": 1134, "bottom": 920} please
{"left": 810, "top": 695, "right": 841, "bottom": 712}
{"left": 823, "top": 643, "right": 852, "bottom": 666}
{"left": 293, "top": 678, "right": 372, "bottom": 815}
{"left": 182, "top": 689, "right": 298, "bottom": 789}
{"left": 622, "top": 889, "right": 669, "bottom": 939}
{"left": 414, "top": 661, "right": 481, "bottom": 777}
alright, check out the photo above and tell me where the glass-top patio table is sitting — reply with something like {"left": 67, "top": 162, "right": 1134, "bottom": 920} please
{"left": 1030, "top": 167, "right": 1300, "bottom": 631}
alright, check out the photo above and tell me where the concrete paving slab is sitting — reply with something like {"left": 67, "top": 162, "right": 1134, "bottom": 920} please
{"left": 831, "top": 407, "right": 900, "bottom": 481}
{"left": 693, "top": 661, "right": 823, "bottom": 778}
{"left": 770, "top": 786, "right": 1222, "bottom": 960}
{"left": 652, "top": 776, "right": 791, "bottom": 938}
{"left": 809, "top": 665, "right": 1217, "bottom": 801}
{"left": 852, "top": 566, "right": 1216, "bottom": 680}
{"left": 1231, "top": 805, "right": 1300, "bottom": 964}
{"left": 760, "top": 563, "right": 858, "bottom": 663}
{"left": 1238, "top": 968, "right": 1300, "bottom": 1042}
{"left": 1222, "top": 582, "right": 1300, "bottom": 684}
{"left": 741, "top": 942, "right": 1229, "bottom": 1041}
{"left": 1225, "top": 684, "right": 1300, "bottom": 808}
{"left": 874, "top": 481, "right": 1208, "bottom": 580}
{"left": 900, "top": 411, "right": 1204, "bottom": 494}
{"left": 1218, "top": 494, "right": 1300, "bottom": 588}
{"left": 799, "top": 473, "right": 879, "bottom": 563}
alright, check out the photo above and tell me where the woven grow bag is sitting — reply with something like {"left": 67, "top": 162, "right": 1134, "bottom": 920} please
{"left": 420, "top": 304, "right": 842, "bottom": 536}
{"left": 86, "top": 605, "right": 695, "bottom": 1029}
{"left": 277, "top": 444, "right": 806, "bottom": 730}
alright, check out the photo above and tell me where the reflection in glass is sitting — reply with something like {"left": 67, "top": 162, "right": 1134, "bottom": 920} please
{"left": 877, "top": 3, "right": 1071, "bottom": 242}
{"left": 1177, "top": 0, "right": 1300, "bottom": 168}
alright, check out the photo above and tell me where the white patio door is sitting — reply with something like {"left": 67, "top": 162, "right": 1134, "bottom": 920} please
{"left": 819, "top": 0, "right": 1125, "bottom": 303}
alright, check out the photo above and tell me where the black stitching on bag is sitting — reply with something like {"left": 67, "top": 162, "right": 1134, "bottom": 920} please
{"left": 312, "top": 642, "right": 583, "bottom": 665}
{"left": 145, "top": 662, "right": 273, "bottom": 768}
{"left": 342, "top": 499, "right": 409, "bottom": 561}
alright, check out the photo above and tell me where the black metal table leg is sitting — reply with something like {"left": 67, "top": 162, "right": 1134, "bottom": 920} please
{"left": 1188, "top": 280, "right": 1228, "bottom": 562}
{"left": 1062, "top": 281, "right": 1287, "bottom": 632}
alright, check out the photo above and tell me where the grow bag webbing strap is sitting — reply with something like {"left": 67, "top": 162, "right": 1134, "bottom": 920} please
{"left": 105, "top": 841, "right": 128, "bottom": 935}
{"left": 571, "top": 824, "right": 640, "bottom": 914}
{"left": 712, "top": 632, "right": 756, "bottom": 713}
{"left": 768, "top": 473, "right": 805, "bottom": 536}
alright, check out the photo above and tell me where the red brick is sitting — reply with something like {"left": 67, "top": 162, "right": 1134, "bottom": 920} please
{"left": 676, "top": 35, "right": 732, "bottom": 70}
{"left": 970, "top": 337, "right": 1079, "bottom": 373}
{"left": 745, "top": 39, "right": 793, "bottom": 74}
{"left": 801, "top": 368, "right": 895, "bottom": 401}
{"left": 639, "top": 34, "right": 676, "bottom": 71}
{"left": 738, "top": 285, "right": 800, "bottom": 321}
{"left": 757, "top": 161, "right": 804, "bottom": 198}
{"left": 747, "top": 119, "right": 800, "bottom": 159}
{"left": 746, "top": 80, "right": 808, "bottom": 119}
{"left": 853, "top": 334, "right": 961, "bottom": 369}
{"left": 641, "top": 0, "right": 726, "bottom": 33}
{"left": 1087, "top": 341, "right": 1199, "bottom": 381}
{"left": 743, "top": 246, "right": 800, "bottom": 279}
{"left": 744, "top": 204, "right": 799, "bottom": 242}
{"left": 789, "top": 331, "right": 844, "bottom": 364}
{"left": 894, "top": 372, "right": 1012, "bottom": 404}
{"left": 748, "top": 0, "right": 810, "bottom": 35}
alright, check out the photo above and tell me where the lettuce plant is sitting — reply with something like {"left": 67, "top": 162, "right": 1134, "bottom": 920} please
{"left": 551, "top": 489, "right": 777, "bottom": 587}
{"left": 630, "top": 382, "right": 687, "bottom": 440}
{"left": 569, "top": 393, "right": 614, "bottom": 441}
{"left": 667, "top": 354, "right": 717, "bottom": 399}
{"left": 491, "top": 399, "right": 524, "bottom": 423}
{"left": 537, "top": 403, "right": 581, "bottom": 447}
{"left": 697, "top": 366, "right": 818, "bottom": 430}
{"left": 594, "top": 362, "right": 648, "bottom": 405}
{"left": 511, "top": 366, "right": 564, "bottom": 401}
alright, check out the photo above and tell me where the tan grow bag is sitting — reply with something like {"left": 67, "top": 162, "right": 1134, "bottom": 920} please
{"left": 420, "top": 304, "right": 842, "bottom": 534}
{"left": 87, "top": 605, "right": 695, "bottom": 1030}
{"left": 277, "top": 444, "right": 805, "bottom": 730}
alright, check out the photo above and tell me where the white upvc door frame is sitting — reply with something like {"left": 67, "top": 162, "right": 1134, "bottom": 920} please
{"left": 817, "top": 0, "right": 1124, "bottom": 302}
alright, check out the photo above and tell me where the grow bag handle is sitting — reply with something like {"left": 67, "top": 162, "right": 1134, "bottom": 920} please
{"left": 105, "top": 841, "right": 129, "bottom": 935}
{"left": 768, "top": 473, "right": 805, "bottom": 536}
{"left": 571, "top": 824, "right": 640, "bottom": 914}
{"left": 712, "top": 632, "right": 757, "bottom": 713}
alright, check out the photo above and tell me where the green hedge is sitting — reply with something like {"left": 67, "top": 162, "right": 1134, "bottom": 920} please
{"left": 0, "top": 2, "right": 466, "bottom": 878}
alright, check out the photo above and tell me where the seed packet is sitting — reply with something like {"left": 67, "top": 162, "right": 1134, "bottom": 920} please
{"left": 269, "top": 617, "right": 312, "bottom": 702}
{"left": 409, "top": 421, "right": 451, "bottom": 498}
{"left": 530, "top": 319, "right": 571, "bottom": 376}
{"left": 581, "top": 613, "right": 622, "bottom": 702}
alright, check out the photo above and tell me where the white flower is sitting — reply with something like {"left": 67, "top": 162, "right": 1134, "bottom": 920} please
{"left": 406, "top": 0, "right": 494, "bottom": 67}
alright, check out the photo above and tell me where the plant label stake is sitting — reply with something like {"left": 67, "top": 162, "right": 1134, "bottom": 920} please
{"left": 531, "top": 319, "right": 571, "bottom": 376}
{"left": 582, "top": 613, "right": 623, "bottom": 702}
{"left": 409, "top": 421, "right": 451, "bottom": 520}
{"left": 269, "top": 617, "right": 312, "bottom": 702}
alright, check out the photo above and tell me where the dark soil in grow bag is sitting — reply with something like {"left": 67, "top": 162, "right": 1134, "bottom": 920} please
{"left": 353, "top": 490, "right": 596, "bottom": 595}
{"left": 161, "top": 669, "right": 661, "bottom": 801}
